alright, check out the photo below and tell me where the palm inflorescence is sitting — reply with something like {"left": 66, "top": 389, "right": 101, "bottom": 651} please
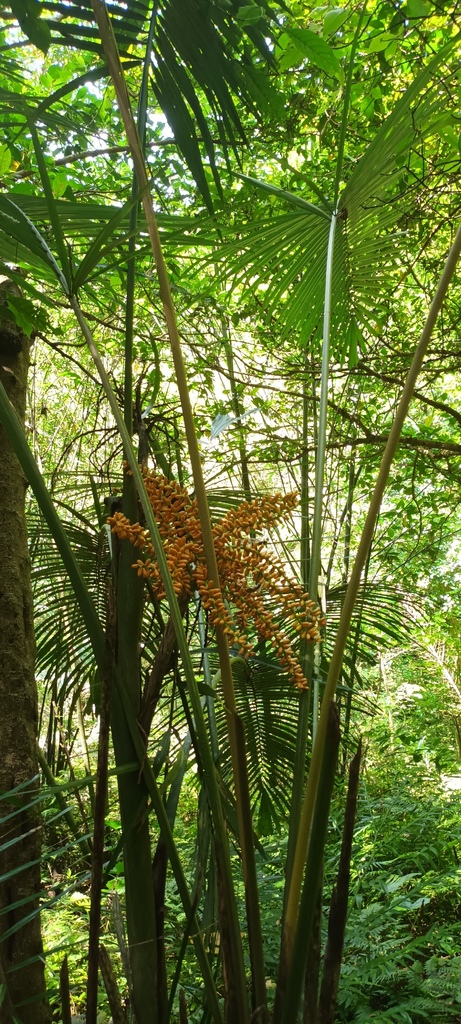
{"left": 108, "top": 469, "right": 325, "bottom": 689}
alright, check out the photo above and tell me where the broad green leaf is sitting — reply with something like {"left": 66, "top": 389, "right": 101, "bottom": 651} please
{"left": 10, "top": 0, "right": 51, "bottom": 54}
{"left": 284, "top": 26, "right": 343, "bottom": 82}
{"left": 51, "top": 171, "right": 69, "bottom": 199}
{"left": 277, "top": 39, "right": 306, "bottom": 72}
{"left": 235, "top": 4, "right": 264, "bottom": 24}
{"left": 3, "top": 295, "right": 35, "bottom": 338}
{"left": 0, "top": 144, "right": 11, "bottom": 176}
{"left": 323, "top": 7, "right": 349, "bottom": 35}
{"left": 366, "top": 31, "right": 396, "bottom": 53}
{"left": 407, "top": 0, "right": 431, "bottom": 15}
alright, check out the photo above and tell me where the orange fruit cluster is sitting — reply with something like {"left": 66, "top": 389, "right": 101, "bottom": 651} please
{"left": 108, "top": 471, "right": 325, "bottom": 689}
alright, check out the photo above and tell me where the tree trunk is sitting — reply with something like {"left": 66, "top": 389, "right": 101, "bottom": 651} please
{"left": 0, "top": 286, "right": 49, "bottom": 1023}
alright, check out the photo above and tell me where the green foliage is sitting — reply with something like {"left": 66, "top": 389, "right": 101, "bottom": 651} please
{"left": 1, "top": 2, "right": 461, "bottom": 1022}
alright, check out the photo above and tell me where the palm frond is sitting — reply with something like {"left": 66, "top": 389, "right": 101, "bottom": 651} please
{"left": 214, "top": 40, "right": 459, "bottom": 355}
{"left": 0, "top": 192, "right": 213, "bottom": 288}
{"left": 16, "top": 0, "right": 284, "bottom": 210}
{"left": 28, "top": 501, "right": 108, "bottom": 751}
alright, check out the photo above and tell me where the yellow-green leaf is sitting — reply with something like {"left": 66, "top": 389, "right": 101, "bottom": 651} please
{"left": 0, "top": 144, "right": 12, "bottom": 176}
{"left": 285, "top": 26, "right": 343, "bottom": 83}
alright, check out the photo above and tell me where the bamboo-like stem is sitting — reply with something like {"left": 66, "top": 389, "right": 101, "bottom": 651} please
{"left": 318, "top": 740, "right": 362, "bottom": 1024}
{"left": 90, "top": 3, "right": 263, "bottom": 1014}
{"left": 341, "top": 544, "right": 371, "bottom": 770}
{"left": 278, "top": 702, "right": 340, "bottom": 1024}
{"left": 342, "top": 454, "right": 356, "bottom": 584}
{"left": 300, "top": 359, "right": 311, "bottom": 592}
{"left": 115, "top": 16, "right": 161, "bottom": 1013}
{"left": 86, "top": 597, "right": 113, "bottom": 1024}
{"left": 333, "top": 10, "right": 364, "bottom": 208}
{"left": 123, "top": 1, "right": 156, "bottom": 428}
{"left": 284, "top": 213, "right": 336, "bottom": 901}
{"left": 196, "top": 594, "right": 220, "bottom": 764}
{"left": 284, "top": 218, "right": 461, "bottom": 970}
{"left": 222, "top": 324, "right": 252, "bottom": 499}
{"left": 309, "top": 212, "right": 336, "bottom": 707}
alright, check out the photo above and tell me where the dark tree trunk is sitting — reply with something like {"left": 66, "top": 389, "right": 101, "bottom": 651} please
{"left": 0, "top": 286, "right": 49, "bottom": 1023}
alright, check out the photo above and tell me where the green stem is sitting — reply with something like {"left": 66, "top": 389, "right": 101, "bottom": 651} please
{"left": 284, "top": 217, "right": 461, "bottom": 972}
{"left": 222, "top": 324, "right": 252, "bottom": 499}
{"left": 123, "top": 0, "right": 157, "bottom": 429}
{"left": 284, "top": 212, "right": 336, "bottom": 901}
{"left": 90, "top": 4, "right": 261, "bottom": 1013}
{"left": 69, "top": 289, "right": 247, "bottom": 1020}
{"left": 277, "top": 703, "right": 340, "bottom": 1024}
{"left": 333, "top": 11, "right": 364, "bottom": 208}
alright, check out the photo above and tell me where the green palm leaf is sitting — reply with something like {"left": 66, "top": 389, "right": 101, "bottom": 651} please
{"left": 29, "top": 505, "right": 108, "bottom": 748}
{"left": 15, "top": 0, "right": 283, "bottom": 210}
{"left": 216, "top": 38, "right": 459, "bottom": 355}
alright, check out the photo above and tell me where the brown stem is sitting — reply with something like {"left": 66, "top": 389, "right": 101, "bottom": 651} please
{"left": 139, "top": 595, "right": 188, "bottom": 739}
{"left": 86, "top": 582, "right": 115, "bottom": 1024}
{"left": 318, "top": 740, "right": 362, "bottom": 1024}
{"left": 99, "top": 945, "right": 125, "bottom": 1024}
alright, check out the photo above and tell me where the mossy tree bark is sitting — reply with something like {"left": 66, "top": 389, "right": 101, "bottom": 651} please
{"left": 0, "top": 287, "right": 49, "bottom": 1024}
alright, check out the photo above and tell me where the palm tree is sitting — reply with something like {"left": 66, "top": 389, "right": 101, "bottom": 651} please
{"left": 0, "top": 3, "right": 460, "bottom": 1021}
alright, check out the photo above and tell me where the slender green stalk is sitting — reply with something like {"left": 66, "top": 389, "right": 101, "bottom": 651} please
{"left": 60, "top": 956, "right": 72, "bottom": 1024}
{"left": 283, "top": 360, "right": 311, "bottom": 895}
{"left": 284, "top": 218, "right": 461, "bottom": 972}
{"left": 222, "top": 324, "right": 251, "bottom": 499}
{"left": 342, "top": 454, "right": 356, "bottom": 583}
{"left": 300, "top": 358, "right": 311, "bottom": 592}
{"left": 90, "top": 4, "right": 263, "bottom": 1014}
{"left": 333, "top": 11, "right": 365, "bottom": 208}
{"left": 318, "top": 740, "right": 362, "bottom": 1024}
{"left": 278, "top": 703, "right": 340, "bottom": 1024}
{"left": 196, "top": 594, "right": 220, "bottom": 764}
{"left": 309, "top": 210, "right": 336, "bottom": 710}
{"left": 115, "top": 59, "right": 161, "bottom": 998}
{"left": 86, "top": 607, "right": 113, "bottom": 1024}
{"left": 341, "top": 544, "right": 371, "bottom": 768}
{"left": 116, "top": 26, "right": 161, "bottom": 997}
{"left": 284, "top": 212, "right": 336, "bottom": 902}
{"left": 234, "top": 714, "right": 268, "bottom": 1021}
{"left": 123, "top": 0, "right": 157, "bottom": 428}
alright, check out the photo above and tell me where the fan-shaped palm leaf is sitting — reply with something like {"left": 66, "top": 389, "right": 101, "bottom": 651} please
{"left": 217, "top": 38, "right": 459, "bottom": 355}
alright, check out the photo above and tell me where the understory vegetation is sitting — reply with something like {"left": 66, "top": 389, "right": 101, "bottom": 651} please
{"left": 39, "top": 658, "right": 461, "bottom": 1023}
